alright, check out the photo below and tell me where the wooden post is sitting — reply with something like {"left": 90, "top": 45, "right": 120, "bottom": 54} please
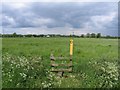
{"left": 70, "top": 39, "right": 73, "bottom": 72}
{"left": 70, "top": 39, "right": 73, "bottom": 56}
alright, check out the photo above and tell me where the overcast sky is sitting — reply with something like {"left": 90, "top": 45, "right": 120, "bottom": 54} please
{"left": 1, "top": 1, "right": 118, "bottom": 36}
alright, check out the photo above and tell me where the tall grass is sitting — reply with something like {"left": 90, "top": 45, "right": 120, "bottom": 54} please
{"left": 2, "top": 37, "right": 119, "bottom": 88}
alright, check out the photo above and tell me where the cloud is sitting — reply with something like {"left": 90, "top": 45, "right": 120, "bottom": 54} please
{"left": 32, "top": 18, "right": 54, "bottom": 26}
{"left": 1, "top": 2, "right": 118, "bottom": 36}
{"left": 90, "top": 12, "right": 117, "bottom": 28}
{"left": 2, "top": 15, "right": 16, "bottom": 27}
{"left": 81, "top": 12, "right": 118, "bottom": 35}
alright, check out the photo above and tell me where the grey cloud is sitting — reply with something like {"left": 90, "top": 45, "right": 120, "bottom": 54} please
{"left": 2, "top": 2, "right": 118, "bottom": 36}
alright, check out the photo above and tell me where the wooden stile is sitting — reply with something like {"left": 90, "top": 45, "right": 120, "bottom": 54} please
{"left": 50, "top": 54, "right": 73, "bottom": 76}
{"left": 50, "top": 39, "right": 73, "bottom": 76}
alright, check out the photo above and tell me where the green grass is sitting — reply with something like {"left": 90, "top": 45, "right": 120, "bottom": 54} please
{"left": 2, "top": 37, "right": 119, "bottom": 88}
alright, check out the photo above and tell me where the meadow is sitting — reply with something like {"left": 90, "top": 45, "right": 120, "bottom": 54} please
{"left": 2, "top": 37, "right": 119, "bottom": 88}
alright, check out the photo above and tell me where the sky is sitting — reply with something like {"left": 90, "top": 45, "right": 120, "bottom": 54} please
{"left": 1, "top": 0, "right": 119, "bottom": 36}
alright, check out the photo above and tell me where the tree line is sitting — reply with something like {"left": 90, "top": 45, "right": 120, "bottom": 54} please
{"left": 0, "top": 32, "right": 119, "bottom": 39}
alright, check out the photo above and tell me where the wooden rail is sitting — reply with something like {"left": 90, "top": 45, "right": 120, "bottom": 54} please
{"left": 51, "top": 68, "right": 72, "bottom": 72}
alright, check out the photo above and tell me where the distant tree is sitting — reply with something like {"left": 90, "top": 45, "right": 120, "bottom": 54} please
{"left": 33, "top": 34, "right": 37, "bottom": 37}
{"left": 86, "top": 33, "right": 90, "bottom": 38}
{"left": 106, "top": 35, "right": 111, "bottom": 39}
{"left": 91, "top": 33, "right": 96, "bottom": 38}
{"left": 13, "top": 32, "right": 17, "bottom": 37}
{"left": 39, "top": 34, "right": 44, "bottom": 37}
{"left": 81, "top": 34, "right": 85, "bottom": 38}
{"left": 25, "top": 34, "right": 30, "bottom": 37}
{"left": 0, "top": 34, "right": 2, "bottom": 37}
{"left": 96, "top": 33, "right": 101, "bottom": 38}
{"left": 69, "top": 34, "right": 72, "bottom": 37}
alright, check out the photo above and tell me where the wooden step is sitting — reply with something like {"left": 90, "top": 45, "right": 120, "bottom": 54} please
{"left": 51, "top": 68, "right": 72, "bottom": 72}
{"left": 50, "top": 57, "right": 70, "bottom": 60}
{"left": 51, "top": 63, "right": 72, "bottom": 67}
{"left": 56, "top": 57, "right": 69, "bottom": 60}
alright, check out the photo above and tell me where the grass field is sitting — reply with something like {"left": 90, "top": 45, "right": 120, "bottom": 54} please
{"left": 2, "top": 37, "right": 119, "bottom": 88}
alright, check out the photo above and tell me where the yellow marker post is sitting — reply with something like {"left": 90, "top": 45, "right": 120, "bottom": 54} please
{"left": 70, "top": 39, "right": 73, "bottom": 56}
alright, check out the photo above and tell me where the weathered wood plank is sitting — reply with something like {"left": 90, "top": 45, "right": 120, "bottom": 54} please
{"left": 50, "top": 54, "right": 55, "bottom": 60}
{"left": 57, "top": 72, "right": 64, "bottom": 77}
{"left": 50, "top": 56, "right": 70, "bottom": 60}
{"left": 51, "top": 68, "right": 72, "bottom": 72}
{"left": 55, "top": 57, "right": 69, "bottom": 60}
{"left": 51, "top": 63, "right": 72, "bottom": 67}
